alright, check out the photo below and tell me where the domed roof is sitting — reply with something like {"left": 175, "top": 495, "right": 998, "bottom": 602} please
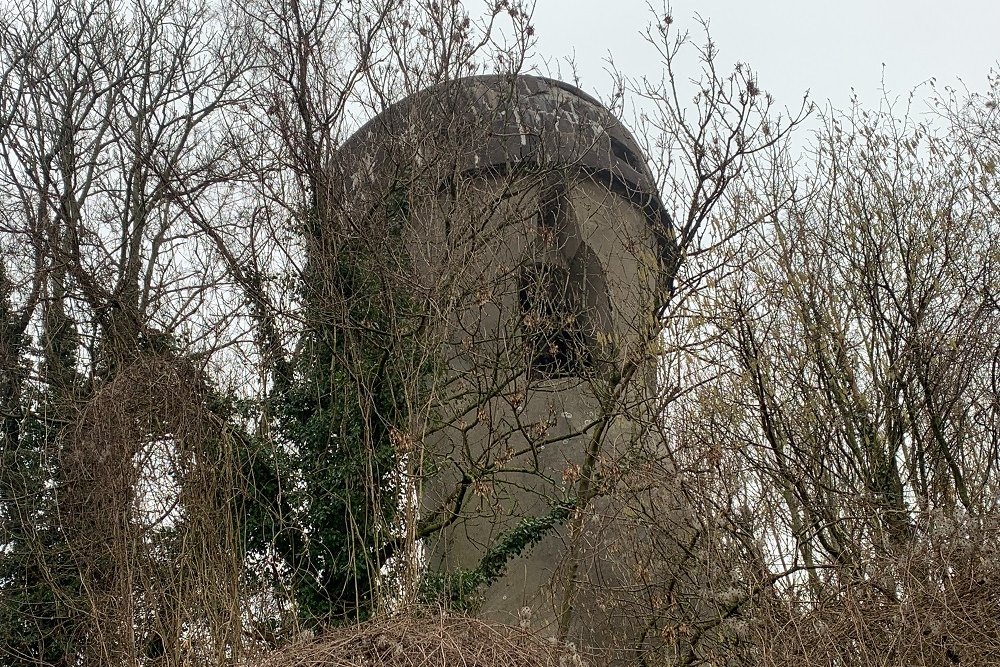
{"left": 332, "top": 74, "right": 672, "bottom": 245}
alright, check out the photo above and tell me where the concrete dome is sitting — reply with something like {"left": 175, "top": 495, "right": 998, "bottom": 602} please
{"left": 333, "top": 74, "right": 672, "bottom": 248}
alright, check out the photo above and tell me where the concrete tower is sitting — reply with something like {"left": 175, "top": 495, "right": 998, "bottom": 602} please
{"left": 332, "top": 75, "right": 675, "bottom": 648}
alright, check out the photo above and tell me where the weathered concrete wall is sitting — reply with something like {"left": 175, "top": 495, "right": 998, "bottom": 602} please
{"left": 331, "top": 73, "right": 678, "bottom": 658}
{"left": 412, "top": 172, "right": 663, "bottom": 645}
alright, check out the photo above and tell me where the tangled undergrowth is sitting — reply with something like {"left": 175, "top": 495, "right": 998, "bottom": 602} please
{"left": 255, "top": 611, "right": 582, "bottom": 667}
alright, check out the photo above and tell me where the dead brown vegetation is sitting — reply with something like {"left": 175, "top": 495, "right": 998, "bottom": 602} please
{"left": 255, "top": 611, "right": 577, "bottom": 667}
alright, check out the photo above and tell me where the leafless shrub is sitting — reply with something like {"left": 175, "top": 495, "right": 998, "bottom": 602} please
{"left": 255, "top": 610, "right": 576, "bottom": 667}
{"left": 56, "top": 354, "right": 242, "bottom": 665}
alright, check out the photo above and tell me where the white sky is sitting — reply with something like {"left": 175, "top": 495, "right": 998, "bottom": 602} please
{"left": 528, "top": 0, "right": 1000, "bottom": 113}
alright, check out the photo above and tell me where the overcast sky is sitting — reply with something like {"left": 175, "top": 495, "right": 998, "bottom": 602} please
{"left": 528, "top": 0, "right": 1000, "bottom": 113}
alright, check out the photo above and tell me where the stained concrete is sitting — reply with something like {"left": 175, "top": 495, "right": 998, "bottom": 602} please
{"left": 330, "top": 74, "right": 676, "bottom": 653}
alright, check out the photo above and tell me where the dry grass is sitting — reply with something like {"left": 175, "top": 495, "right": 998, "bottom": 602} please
{"left": 756, "top": 566, "right": 1000, "bottom": 667}
{"left": 254, "top": 610, "right": 582, "bottom": 667}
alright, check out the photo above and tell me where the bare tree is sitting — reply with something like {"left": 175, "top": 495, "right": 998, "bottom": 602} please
{"left": 638, "top": 57, "right": 1000, "bottom": 667}
{"left": 0, "top": 0, "right": 267, "bottom": 663}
